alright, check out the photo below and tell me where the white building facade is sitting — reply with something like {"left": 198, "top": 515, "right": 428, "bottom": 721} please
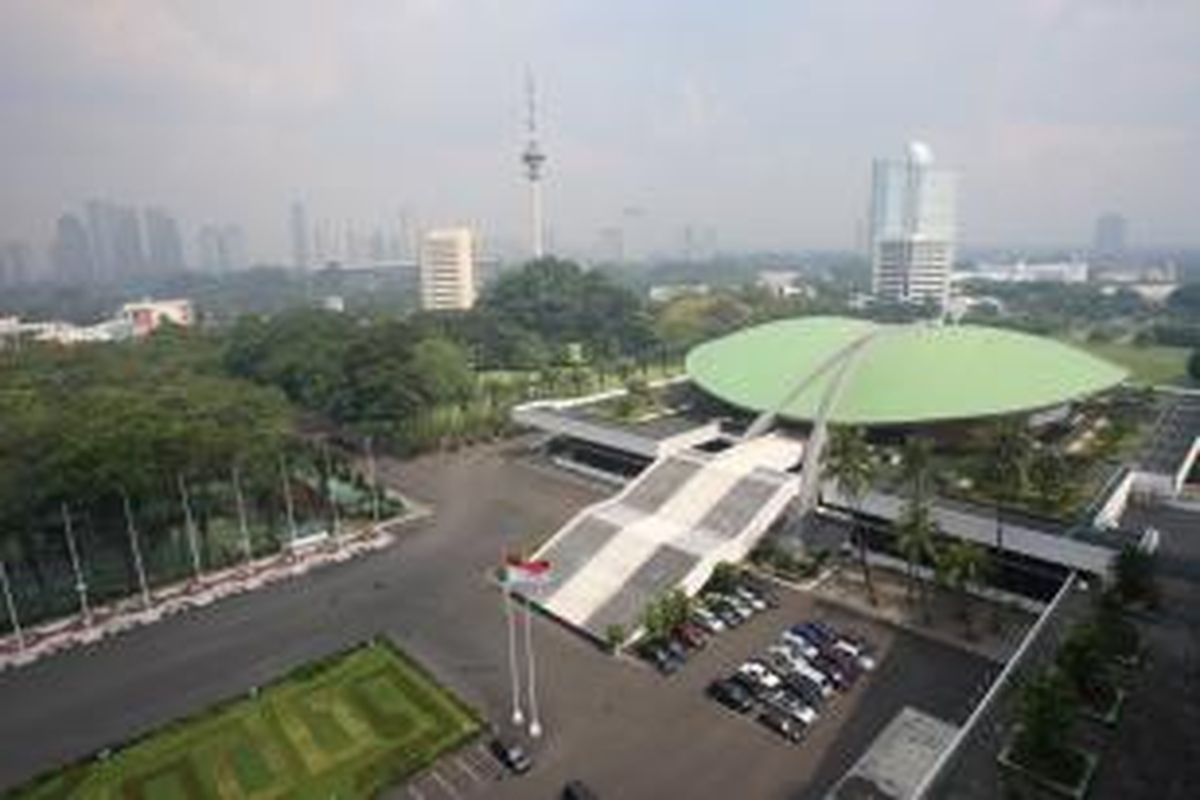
{"left": 419, "top": 227, "right": 478, "bottom": 311}
{"left": 870, "top": 142, "right": 956, "bottom": 308}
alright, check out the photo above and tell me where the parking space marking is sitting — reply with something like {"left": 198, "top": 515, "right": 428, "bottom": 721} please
{"left": 466, "top": 744, "right": 505, "bottom": 780}
{"left": 453, "top": 755, "right": 482, "bottom": 784}
{"left": 430, "top": 769, "right": 463, "bottom": 800}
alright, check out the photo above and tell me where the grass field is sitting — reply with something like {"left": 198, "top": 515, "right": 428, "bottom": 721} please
{"left": 8, "top": 640, "right": 480, "bottom": 799}
{"left": 1066, "top": 340, "right": 1194, "bottom": 386}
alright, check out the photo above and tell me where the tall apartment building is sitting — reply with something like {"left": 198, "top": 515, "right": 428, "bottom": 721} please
{"left": 419, "top": 228, "right": 477, "bottom": 311}
{"left": 144, "top": 207, "right": 186, "bottom": 273}
{"left": 869, "top": 141, "right": 956, "bottom": 308}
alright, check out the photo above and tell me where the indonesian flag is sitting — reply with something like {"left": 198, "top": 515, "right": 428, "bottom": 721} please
{"left": 503, "top": 555, "right": 551, "bottom": 587}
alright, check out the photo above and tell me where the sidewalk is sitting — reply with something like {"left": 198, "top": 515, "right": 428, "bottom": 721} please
{"left": 0, "top": 509, "right": 427, "bottom": 673}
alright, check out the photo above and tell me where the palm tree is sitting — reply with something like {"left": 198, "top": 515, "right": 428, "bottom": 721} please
{"left": 901, "top": 435, "right": 934, "bottom": 504}
{"left": 824, "top": 427, "right": 878, "bottom": 605}
{"left": 895, "top": 499, "right": 939, "bottom": 618}
{"left": 984, "top": 418, "right": 1032, "bottom": 555}
{"left": 943, "top": 538, "right": 988, "bottom": 636}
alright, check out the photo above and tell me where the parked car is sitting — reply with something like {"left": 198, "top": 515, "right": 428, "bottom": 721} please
{"left": 706, "top": 598, "right": 744, "bottom": 628}
{"left": 708, "top": 678, "right": 755, "bottom": 713}
{"left": 676, "top": 622, "right": 709, "bottom": 649}
{"left": 808, "top": 650, "right": 852, "bottom": 691}
{"left": 764, "top": 688, "right": 818, "bottom": 726}
{"left": 562, "top": 780, "right": 599, "bottom": 800}
{"left": 781, "top": 629, "right": 821, "bottom": 660}
{"left": 722, "top": 593, "right": 756, "bottom": 619}
{"left": 742, "top": 577, "right": 780, "bottom": 608}
{"left": 766, "top": 645, "right": 834, "bottom": 697}
{"left": 821, "top": 647, "right": 863, "bottom": 685}
{"left": 490, "top": 737, "right": 532, "bottom": 774}
{"left": 757, "top": 707, "right": 804, "bottom": 743}
{"left": 691, "top": 606, "right": 725, "bottom": 634}
{"left": 665, "top": 637, "right": 690, "bottom": 662}
{"left": 734, "top": 585, "right": 768, "bottom": 612}
{"left": 738, "top": 659, "right": 783, "bottom": 693}
{"left": 834, "top": 638, "right": 877, "bottom": 671}
{"left": 643, "top": 643, "right": 683, "bottom": 675}
{"left": 780, "top": 671, "right": 827, "bottom": 709}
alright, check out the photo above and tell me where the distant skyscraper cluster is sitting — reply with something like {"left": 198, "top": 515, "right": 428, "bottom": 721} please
{"left": 1092, "top": 212, "right": 1127, "bottom": 260}
{"left": 197, "top": 224, "right": 247, "bottom": 273}
{"left": 43, "top": 200, "right": 199, "bottom": 285}
{"left": 288, "top": 201, "right": 413, "bottom": 270}
{"left": 869, "top": 141, "right": 957, "bottom": 308}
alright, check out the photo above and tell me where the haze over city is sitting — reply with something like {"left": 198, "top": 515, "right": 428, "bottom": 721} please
{"left": 2, "top": 0, "right": 1199, "bottom": 264}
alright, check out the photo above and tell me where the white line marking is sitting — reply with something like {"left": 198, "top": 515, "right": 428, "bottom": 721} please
{"left": 453, "top": 755, "right": 481, "bottom": 784}
{"left": 430, "top": 769, "right": 462, "bottom": 800}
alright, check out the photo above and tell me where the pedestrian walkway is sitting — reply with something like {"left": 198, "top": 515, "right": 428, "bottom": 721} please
{"left": 0, "top": 516, "right": 420, "bottom": 673}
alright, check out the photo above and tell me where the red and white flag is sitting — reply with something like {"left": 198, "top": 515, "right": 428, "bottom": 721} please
{"left": 503, "top": 555, "right": 551, "bottom": 587}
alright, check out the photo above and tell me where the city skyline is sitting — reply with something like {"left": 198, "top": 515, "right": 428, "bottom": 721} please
{"left": 1, "top": 1, "right": 1199, "bottom": 265}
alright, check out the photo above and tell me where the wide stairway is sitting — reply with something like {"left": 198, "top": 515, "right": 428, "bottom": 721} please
{"left": 523, "top": 435, "right": 802, "bottom": 640}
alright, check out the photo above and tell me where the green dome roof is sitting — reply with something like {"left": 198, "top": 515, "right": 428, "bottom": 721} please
{"left": 685, "top": 316, "right": 1127, "bottom": 425}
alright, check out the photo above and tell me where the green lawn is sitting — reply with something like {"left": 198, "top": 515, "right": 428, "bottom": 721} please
{"left": 1065, "top": 340, "right": 1193, "bottom": 386}
{"left": 8, "top": 641, "right": 480, "bottom": 799}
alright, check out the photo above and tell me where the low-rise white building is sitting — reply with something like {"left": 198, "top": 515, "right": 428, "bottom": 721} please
{"left": 119, "top": 298, "right": 194, "bottom": 337}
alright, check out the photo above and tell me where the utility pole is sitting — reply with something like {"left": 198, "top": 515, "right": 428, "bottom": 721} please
{"left": 61, "top": 504, "right": 91, "bottom": 626}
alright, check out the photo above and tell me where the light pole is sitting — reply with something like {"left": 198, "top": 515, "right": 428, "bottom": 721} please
{"left": 364, "top": 436, "right": 382, "bottom": 527}
{"left": 504, "top": 573, "right": 524, "bottom": 726}
{"left": 279, "top": 455, "right": 298, "bottom": 552}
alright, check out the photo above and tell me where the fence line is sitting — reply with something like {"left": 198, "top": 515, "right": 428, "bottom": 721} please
{"left": 912, "top": 570, "right": 1079, "bottom": 799}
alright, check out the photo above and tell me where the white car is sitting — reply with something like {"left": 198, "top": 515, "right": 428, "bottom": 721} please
{"left": 734, "top": 586, "right": 767, "bottom": 611}
{"left": 692, "top": 607, "right": 725, "bottom": 633}
{"left": 768, "top": 645, "right": 834, "bottom": 697}
{"left": 780, "top": 630, "right": 820, "bottom": 660}
{"left": 835, "top": 639, "right": 877, "bottom": 671}
{"left": 737, "top": 660, "right": 781, "bottom": 691}
{"left": 765, "top": 689, "right": 818, "bottom": 726}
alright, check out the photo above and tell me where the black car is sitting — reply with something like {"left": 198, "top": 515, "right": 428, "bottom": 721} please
{"left": 757, "top": 708, "right": 804, "bottom": 743}
{"left": 562, "top": 779, "right": 599, "bottom": 799}
{"left": 781, "top": 672, "right": 826, "bottom": 709}
{"left": 707, "top": 678, "right": 754, "bottom": 713}
{"left": 712, "top": 603, "right": 743, "bottom": 628}
{"left": 489, "top": 737, "right": 532, "bottom": 774}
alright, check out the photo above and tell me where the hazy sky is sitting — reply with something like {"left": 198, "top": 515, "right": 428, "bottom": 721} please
{"left": 2, "top": 0, "right": 1198, "bottom": 263}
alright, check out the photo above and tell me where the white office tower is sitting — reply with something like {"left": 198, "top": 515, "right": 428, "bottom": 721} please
{"left": 420, "top": 228, "right": 477, "bottom": 311}
{"left": 870, "top": 142, "right": 956, "bottom": 308}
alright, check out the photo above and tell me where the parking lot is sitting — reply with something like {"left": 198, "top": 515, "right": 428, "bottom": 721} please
{"left": 480, "top": 569, "right": 997, "bottom": 798}
{"left": 0, "top": 441, "right": 998, "bottom": 800}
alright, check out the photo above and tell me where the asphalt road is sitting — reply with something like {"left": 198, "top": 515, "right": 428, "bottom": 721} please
{"left": 0, "top": 441, "right": 995, "bottom": 798}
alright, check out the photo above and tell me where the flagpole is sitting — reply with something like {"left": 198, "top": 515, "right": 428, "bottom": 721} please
{"left": 61, "top": 503, "right": 91, "bottom": 626}
{"left": 121, "top": 488, "right": 152, "bottom": 610}
{"left": 524, "top": 593, "right": 542, "bottom": 738}
{"left": 177, "top": 474, "right": 202, "bottom": 582}
{"left": 232, "top": 466, "right": 253, "bottom": 568}
{"left": 503, "top": 553, "right": 524, "bottom": 726}
{"left": 279, "top": 455, "right": 298, "bottom": 553}
{"left": 0, "top": 559, "right": 24, "bottom": 651}
{"left": 323, "top": 440, "right": 341, "bottom": 547}
{"left": 364, "top": 436, "right": 381, "bottom": 527}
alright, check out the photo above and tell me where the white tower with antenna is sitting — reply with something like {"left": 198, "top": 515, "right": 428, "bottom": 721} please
{"left": 522, "top": 71, "right": 548, "bottom": 260}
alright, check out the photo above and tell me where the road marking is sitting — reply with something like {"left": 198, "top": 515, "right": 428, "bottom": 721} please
{"left": 430, "top": 769, "right": 462, "bottom": 799}
{"left": 465, "top": 745, "right": 503, "bottom": 780}
{"left": 408, "top": 784, "right": 427, "bottom": 800}
{"left": 453, "top": 755, "right": 481, "bottom": 784}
